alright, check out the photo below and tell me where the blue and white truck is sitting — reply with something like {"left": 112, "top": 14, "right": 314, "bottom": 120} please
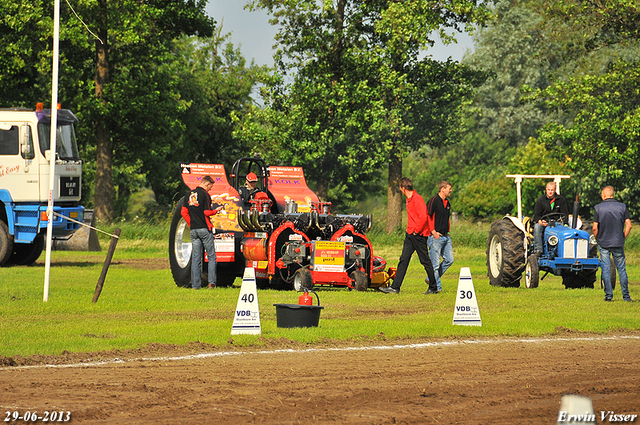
{"left": 0, "top": 104, "right": 84, "bottom": 266}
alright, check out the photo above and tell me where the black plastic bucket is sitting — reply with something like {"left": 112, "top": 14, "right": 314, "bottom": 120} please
{"left": 273, "top": 304, "right": 324, "bottom": 328}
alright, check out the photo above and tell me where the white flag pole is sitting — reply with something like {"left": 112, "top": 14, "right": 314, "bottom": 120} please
{"left": 44, "top": 0, "right": 61, "bottom": 302}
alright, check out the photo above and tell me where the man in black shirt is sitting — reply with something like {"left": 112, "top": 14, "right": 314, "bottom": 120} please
{"left": 239, "top": 172, "right": 259, "bottom": 209}
{"left": 427, "top": 181, "right": 454, "bottom": 292}
{"left": 532, "top": 181, "right": 569, "bottom": 254}
{"left": 181, "top": 176, "right": 222, "bottom": 289}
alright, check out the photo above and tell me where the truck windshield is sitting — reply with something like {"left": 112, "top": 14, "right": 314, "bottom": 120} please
{"left": 37, "top": 122, "right": 80, "bottom": 160}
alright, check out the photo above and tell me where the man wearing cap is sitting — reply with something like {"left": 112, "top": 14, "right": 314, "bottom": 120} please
{"left": 181, "top": 175, "right": 223, "bottom": 289}
{"left": 239, "top": 172, "right": 259, "bottom": 209}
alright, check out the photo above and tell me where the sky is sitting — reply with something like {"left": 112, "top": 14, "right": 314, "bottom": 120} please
{"left": 205, "top": 1, "right": 475, "bottom": 68}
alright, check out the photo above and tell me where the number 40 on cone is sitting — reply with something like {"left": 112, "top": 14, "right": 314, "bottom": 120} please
{"left": 231, "top": 267, "right": 261, "bottom": 335}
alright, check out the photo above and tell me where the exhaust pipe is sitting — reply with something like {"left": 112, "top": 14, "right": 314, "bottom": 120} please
{"left": 572, "top": 193, "right": 580, "bottom": 229}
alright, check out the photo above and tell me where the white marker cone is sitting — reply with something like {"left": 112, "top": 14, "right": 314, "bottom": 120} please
{"left": 452, "top": 267, "right": 482, "bottom": 326}
{"left": 231, "top": 267, "right": 261, "bottom": 335}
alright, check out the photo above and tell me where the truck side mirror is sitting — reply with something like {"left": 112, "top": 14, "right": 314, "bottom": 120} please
{"left": 21, "top": 125, "right": 34, "bottom": 159}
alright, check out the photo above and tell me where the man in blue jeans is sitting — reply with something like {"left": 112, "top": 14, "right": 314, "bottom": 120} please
{"left": 593, "top": 186, "right": 633, "bottom": 302}
{"left": 181, "top": 176, "right": 223, "bottom": 289}
{"left": 427, "top": 181, "right": 454, "bottom": 292}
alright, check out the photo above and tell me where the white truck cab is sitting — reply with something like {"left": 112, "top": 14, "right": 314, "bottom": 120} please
{"left": 0, "top": 104, "right": 84, "bottom": 265}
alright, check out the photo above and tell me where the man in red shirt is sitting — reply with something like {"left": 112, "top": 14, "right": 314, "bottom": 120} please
{"left": 381, "top": 178, "right": 438, "bottom": 294}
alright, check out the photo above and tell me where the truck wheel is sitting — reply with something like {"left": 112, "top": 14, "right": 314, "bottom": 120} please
{"left": 293, "top": 268, "right": 313, "bottom": 291}
{"left": 0, "top": 221, "right": 14, "bottom": 266}
{"left": 524, "top": 255, "right": 539, "bottom": 288}
{"left": 486, "top": 219, "right": 525, "bottom": 287}
{"left": 563, "top": 270, "right": 596, "bottom": 289}
{"left": 169, "top": 197, "right": 192, "bottom": 288}
{"left": 351, "top": 270, "right": 368, "bottom": 291}
{"left": 11, "top": 234, "right": 45, "bottom": 265}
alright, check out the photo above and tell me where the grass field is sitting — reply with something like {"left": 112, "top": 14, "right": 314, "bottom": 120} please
{"left": 1, "top": 219, "right": 638, "bottom": 358}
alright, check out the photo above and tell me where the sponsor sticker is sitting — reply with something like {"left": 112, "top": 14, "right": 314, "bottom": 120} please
{"left": 313, "top": 241, "right": 345, "bottom": 272}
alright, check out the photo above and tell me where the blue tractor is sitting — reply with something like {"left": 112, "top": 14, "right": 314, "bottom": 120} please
{"left": 486, "top": 175, "right": 600, "bottom": 289}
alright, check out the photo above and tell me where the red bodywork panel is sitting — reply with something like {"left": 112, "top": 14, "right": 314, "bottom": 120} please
{"left": 267, "top": 166, "right": 319, "bottom": 212}
{"left": 330, "top": 224, "right": 374, "bottom": 280}
{"left": 179, "top": 163, "right": 243, "bottom": 233}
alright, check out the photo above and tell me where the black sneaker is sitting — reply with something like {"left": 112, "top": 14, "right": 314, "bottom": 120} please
{"left": 380, "top": 287, "right": 399, "bottom": 294}
{"left": 604, "top": 297, "right": 613, "bottom": 302}
{"left": 424, "top": 289, "right": 439, "bottom": 295}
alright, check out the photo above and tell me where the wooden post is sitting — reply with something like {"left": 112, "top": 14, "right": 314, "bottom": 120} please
{"left": 92, "top": 227, "right": 121, "bottom": 303}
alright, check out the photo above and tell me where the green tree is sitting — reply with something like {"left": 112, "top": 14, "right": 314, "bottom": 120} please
{"left": 153, "top": 34, "right": 271, "bottom": 208}
{"left": 534, "top": 0, "right": 640, "bottom": 218}
{"left": 537, "top": 62, "right": 640, "bottom": 218}
{"left": 435, "top": 0, "right": 640, "bottom": 220}
{"left": 0, "top": 0, "right": 214, "bottom": 222}
{"left": 246, "top": 0, "right": 487, "bottom": 232}
{"left": 463, "top": 0, "right": 566, "bottom": 148}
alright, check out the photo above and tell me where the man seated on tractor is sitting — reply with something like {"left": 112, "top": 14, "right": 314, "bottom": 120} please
{"left": 238, "top": 171, "right": 279, "bottom": 213}
{"left": 239, "top": 172, "right": 260, "bottom": 208}
{"left": 532, "top": 181, "right": 569, "bottom": 255}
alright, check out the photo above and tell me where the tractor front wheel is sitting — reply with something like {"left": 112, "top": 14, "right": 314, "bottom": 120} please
{"left": 293, "top": 268, "right": 313, "bottom": 292}
{"left": 351, "top": 270, "right": 368, "bottom": 291}
{"left": 524, "top": 254, "right": 539, "bottom": 288}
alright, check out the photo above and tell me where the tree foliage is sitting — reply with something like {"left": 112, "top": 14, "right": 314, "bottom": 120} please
{"left": 1, "top": 1, "right": 267, "bottom": 220}
{"left": 245, "top": 0, "right": 488, "bottom": 232}
{"left": 463, "top": 0, "right": 568, "bottom": 148}
{"left": 441, "top": 0, "right": 640, "bottom": 220}
{"left": 537, "top": 61, "right": 640, "bottom": 218}
{"left": 534, "top": 0, "right": 640, "bottom": 218}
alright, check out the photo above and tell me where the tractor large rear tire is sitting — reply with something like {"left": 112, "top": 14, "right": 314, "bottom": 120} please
{"left": 562, "top": 270, "right": 596, "bottom": 289}
{"left": 600, "top": 257, "right": 617, "bottom": 290}
{"left": 486, "top": 219, "right": 525, "bottom": 287}
{"left": 169, "top": 197, "right": 192, "bottom": 288}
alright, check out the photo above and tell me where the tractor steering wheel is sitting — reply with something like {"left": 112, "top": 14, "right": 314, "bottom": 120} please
{"left": 540, "top": 212, "right": 566, "bottom": 225}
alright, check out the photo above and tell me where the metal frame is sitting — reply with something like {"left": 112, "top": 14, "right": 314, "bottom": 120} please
{"left": 506, "top": 174, "right": 571, "bottom": 221}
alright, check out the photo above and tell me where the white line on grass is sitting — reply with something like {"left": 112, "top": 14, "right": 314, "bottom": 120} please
{"left": 2, "top": 335, "right": 639, "bottom": 372}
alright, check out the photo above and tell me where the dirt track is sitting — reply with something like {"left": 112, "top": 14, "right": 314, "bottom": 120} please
{"left": 1, "top": 334, "right": 639, "bottom": 424}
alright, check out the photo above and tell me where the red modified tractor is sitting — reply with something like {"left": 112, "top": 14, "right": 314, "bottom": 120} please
{"left": 168, "top": 157, "right": 395, "bottom": 290}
